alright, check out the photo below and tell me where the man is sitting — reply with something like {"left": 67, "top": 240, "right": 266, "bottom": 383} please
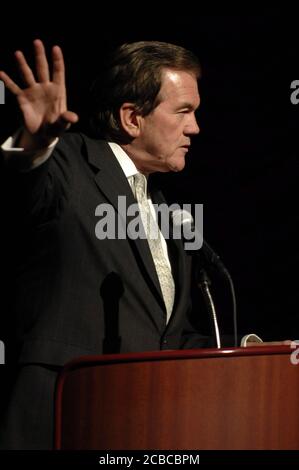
{"left": 0, "top": 39, "right": 212, "bottom": 449}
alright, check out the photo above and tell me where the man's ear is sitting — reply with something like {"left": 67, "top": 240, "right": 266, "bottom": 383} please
{"left": 119, "top": 103, "right": 142, "bottom": 138}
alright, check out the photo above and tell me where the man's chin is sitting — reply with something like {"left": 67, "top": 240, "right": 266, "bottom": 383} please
{"left": 168, "top": 158, "right": 186, "bottom": 173}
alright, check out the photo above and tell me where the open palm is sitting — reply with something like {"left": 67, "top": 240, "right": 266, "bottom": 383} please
{"left": 0, "top": 39, "right": 78, "bottom": 145}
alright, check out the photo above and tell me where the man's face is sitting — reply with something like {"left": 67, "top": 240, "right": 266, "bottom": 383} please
{"left": 131, "top": 69, "right": 200, "bottom": 174}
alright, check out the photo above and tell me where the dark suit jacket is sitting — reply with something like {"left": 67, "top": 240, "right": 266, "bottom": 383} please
{"left": 3, "top": 133, "right": 210, "bottom": 367}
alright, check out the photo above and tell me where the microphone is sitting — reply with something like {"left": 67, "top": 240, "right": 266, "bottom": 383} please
{"left": 172, "top": 209, "right": 238, "bottom": 348}
{"left": 172, "top": 209, "right": 226, "bottom": 274}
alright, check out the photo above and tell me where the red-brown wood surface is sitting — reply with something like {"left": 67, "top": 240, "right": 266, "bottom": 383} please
{"left": 55, "top": 346, "right": 299, "bottom": 449}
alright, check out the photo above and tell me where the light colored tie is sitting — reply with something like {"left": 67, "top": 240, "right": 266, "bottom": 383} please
{"left": 133, "top": 173, "right": 175, "bottom": 323}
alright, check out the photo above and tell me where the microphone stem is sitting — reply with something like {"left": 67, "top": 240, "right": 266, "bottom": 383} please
{"left": 197, "top": 269, "right": 221, "bottom": 349}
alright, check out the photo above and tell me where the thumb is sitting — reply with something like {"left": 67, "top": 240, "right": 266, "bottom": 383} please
{"left": 43, "top": 111, "right": 79, "bottom": 137}
{"left": 61, "top": 110, "right": 79, "bottom": 125}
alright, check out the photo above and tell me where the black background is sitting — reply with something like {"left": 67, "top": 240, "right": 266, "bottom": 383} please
{"left": 1, "top": 11, "right": 299, "bottom": 341}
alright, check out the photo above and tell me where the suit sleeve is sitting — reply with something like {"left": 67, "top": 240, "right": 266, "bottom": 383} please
{"left": 1, "top": 133, "right": 83, "bottom": 225}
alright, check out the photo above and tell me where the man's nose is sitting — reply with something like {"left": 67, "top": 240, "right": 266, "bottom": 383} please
{"left": 186, "top": 113, "right": 200, "bottom": 135}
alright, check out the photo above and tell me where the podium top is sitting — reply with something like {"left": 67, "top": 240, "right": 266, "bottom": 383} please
{"left": 61, "top": 344, "right": 293, "bottom": 371}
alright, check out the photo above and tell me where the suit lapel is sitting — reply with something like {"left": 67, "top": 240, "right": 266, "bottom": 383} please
{"left": 82, "top": 136, "right": 165, "bottom": 311}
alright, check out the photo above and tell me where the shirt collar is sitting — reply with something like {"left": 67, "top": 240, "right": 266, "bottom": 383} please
{"left": 108, "top": 142, "right": 139, "bottom": 179}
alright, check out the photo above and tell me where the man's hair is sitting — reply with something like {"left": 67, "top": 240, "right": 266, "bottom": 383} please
{"left": 89, "top": 41, "right": 201, "bottom": 143}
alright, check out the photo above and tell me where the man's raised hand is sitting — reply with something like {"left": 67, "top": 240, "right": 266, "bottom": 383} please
{"left": 0, "top": 39, "right": 79, "bottom": 150}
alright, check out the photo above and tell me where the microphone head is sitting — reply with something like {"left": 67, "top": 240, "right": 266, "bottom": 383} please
{"left": 171, "top": 209, "right": 223, "bottom": 270}
{"left": 172, "top": 208, "right": 194, "bottom": 228}
{"left": 171, "top": 209, "right": 203, "bottom": 251}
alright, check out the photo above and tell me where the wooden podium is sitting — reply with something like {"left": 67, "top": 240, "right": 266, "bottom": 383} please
{"left": 54, "top": 346, "right": 299, "bottom": 450}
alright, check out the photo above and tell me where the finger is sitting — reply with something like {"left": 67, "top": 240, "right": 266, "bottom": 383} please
{"left": 15, "top": 50, "right": 36, "bottom": 86}
{"left": 0, "top": 70, "right": 22, "bottom": 95}
{"left": 34, "top": 39, "right": 50, "bottom": 82}
{"left": 62, "top": 110, "right": 79, "bottom": 124}
{"left": 43, "top": 112, "right": 79, "bottom": 138}
{"left": 52, "top": 45, "right": 65, "bottom": 87}
{"left": 246, "top": 341, "right": 292, "bottom": 347}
